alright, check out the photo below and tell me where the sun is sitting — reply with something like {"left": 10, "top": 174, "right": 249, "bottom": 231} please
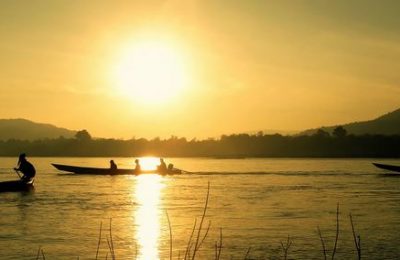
{"left": 114, "top": 40, "right": 187, "bottom": 104}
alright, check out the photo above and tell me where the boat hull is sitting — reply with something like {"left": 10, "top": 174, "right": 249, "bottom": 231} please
{"left": 0, "top": 180, "right": 34, "bottom": 193}
{"left": 373, "top": 163, "right": 400, "bottom": 173}
{"left": 52, "top": 163, "right": 182, "bottom": 175}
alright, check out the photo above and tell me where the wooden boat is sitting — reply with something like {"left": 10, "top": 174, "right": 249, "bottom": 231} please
{"left": 0, "top": 179, "right": 34, "bottom": 193}
{"left": 52, "top": 163, "right": 182, "bottom": 175}
{"left": 373, "top": 163, "right": 400, "bottom": 173}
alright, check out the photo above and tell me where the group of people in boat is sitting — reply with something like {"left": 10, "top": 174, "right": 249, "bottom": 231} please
{"left": 156, "top": 158, "right": 175, "bottom": 172}
{"left": 10, "top": 153, "right": 176, "bottom": 184}
{"left": 109, "top": 157, "right": 174, "bottom": 173}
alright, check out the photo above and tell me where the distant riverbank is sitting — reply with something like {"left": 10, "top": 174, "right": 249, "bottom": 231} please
{"left": 0, "top": 132, "right": 399, "bottom": 158}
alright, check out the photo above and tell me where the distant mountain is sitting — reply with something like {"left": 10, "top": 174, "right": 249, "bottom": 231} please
{"left": 246, "top": 129, "right": 299, "bottom": 136}
{"left": 0, "top": 119, "right": 77, "bottom": 141}
{"left": 301, "top": 108, "right": 400, "bottom": 136}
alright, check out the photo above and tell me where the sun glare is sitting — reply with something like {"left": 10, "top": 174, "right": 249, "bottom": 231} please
{"left": 137, "top": 157, "right": 160, "bottom": 171}
{"left": 114, "top": 41, "right": 187, "bottom": 105}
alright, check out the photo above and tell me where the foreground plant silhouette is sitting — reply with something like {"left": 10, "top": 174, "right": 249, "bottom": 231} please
{"left": 35, "top": 184, "right": 363, "bottom": 259}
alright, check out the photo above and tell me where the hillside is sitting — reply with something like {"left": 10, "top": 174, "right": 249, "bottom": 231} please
{"left": 301, "top": 108, "right": 400, "bottom": 136}
{"left": 0, "top": 119, "right": 76, "bottom": 141}
{"left": 246, "top": 129, "right": 299, "bottom": 136}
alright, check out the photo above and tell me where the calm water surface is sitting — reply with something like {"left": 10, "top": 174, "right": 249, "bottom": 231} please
{"left": 1, "top": 157, "right": 400, "bottom": 259}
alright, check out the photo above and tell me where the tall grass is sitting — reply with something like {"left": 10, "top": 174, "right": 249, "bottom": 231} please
{"left": 35, "top": 184, "right": 363, "bottom": 259}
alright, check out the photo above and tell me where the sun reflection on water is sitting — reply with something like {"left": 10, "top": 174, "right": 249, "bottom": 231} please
{"left": 135, "top": 174, "right": 164, "bottom": 260}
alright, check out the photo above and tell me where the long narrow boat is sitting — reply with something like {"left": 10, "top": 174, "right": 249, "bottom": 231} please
{"left": 0, "top": 179, "right": 34, "bottom": 193}
{"left": 52, "top": 163, "right": 182, "bottom": 175}
{"left": 373, "top": 163, "right": 400, "bottom": 173}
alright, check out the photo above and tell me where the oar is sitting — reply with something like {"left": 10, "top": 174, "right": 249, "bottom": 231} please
{"left": 13, "top": 168, "right": 22, "bottom": 179}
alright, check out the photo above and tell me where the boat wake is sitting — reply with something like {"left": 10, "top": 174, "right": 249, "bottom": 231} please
{"left": 180, "top": 171, "right": 375, "bottom": 176}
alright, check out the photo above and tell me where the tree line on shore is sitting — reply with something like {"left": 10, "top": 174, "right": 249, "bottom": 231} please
{"left": 0, "top": 127, "right": 399, "bottom": 157}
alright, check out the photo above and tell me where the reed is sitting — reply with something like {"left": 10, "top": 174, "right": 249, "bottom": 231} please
{"left": 317, "top": 226, "right": 327, "bottom": 260}
{"left": 35, "top": 246, "right": 41, "bottom": 260}
{"left": 280, "top": 235, "right": 292, "bottom": 260}
{"left": 183, "top": 218, "right": 197, "bottom": 260}
{"left": 350, "top": 213, "right": 361, "bottom": 260}
{"left": 191, "top": 182, "right": 211, "bottom": 260}
{"left": 243, "top": 247, "right": 251, "bottom": 260}
{"left": 95, "top": 221, "right": 102, "bottom": 260}
{"left": 35, "top": 185, "right": 366, "bottom": 259}
{"left": 35, "top": 246, "right": 46, "bottom": 260}
{"left": 166, "top": 211, "right": 173, "bottom": 260}
{"left": 214, "top": 228, "right": 222, "bottom": 260}
{"left": 317, "top": 203, "right": 340, "bottom": 260}
{"left": 331, "top": 203, "right": 340, "bottom": 260}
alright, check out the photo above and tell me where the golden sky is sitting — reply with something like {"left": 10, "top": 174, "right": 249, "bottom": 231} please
{"left": 0, "top": 1, "right": 399, "bottom": 139}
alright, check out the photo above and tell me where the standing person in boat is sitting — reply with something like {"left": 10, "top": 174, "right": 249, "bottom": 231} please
{"left": 14, "top": 153, "right": 36, "bottom": 182}
{"left": 157, "top": 158, "right": 167, "bottom": 172}
{"left": 134, "top": 159, "right": 141, "bottom": 172}
{"left": 110, "top": 160, "right": 117, "bottom": 171}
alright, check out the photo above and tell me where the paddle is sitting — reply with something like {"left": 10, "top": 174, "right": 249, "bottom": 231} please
{"left": 13, "top": 168, "right": 22, "bottom": 179}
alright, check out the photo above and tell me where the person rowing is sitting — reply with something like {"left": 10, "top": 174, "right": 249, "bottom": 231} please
{"left": 157, "top": 158, "right": 167, "bottom": 172}
{"left": 110, "top": 160, "right": 117, "bottom": 171}
{"left": 14, "top": 153, "right": 36, "bottom": 183}
{"left": 134, "top": 159, "right": 141, "bottom": 172}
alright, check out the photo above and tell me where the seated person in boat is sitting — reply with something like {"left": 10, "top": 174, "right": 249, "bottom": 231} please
{"left": 110, "top": 160, "right": 117, "bottom": 171}
{"left": 134, "top": 159, "right": 141, "bottom": 172}
{"left": 157, "top": 158, "right": 167, "bottom": 172}
{"left": 168, "top": 163, "right": 174, "bottom": 171}
{"left": 14, "top": 153, "right": 36, "bottom": 182}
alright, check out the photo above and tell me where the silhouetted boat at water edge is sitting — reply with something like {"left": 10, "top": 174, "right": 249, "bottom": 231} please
{"left": 52, "top": 163, "right": 182, "bottom": 175}
{"left": 373, "top": 163, "right": 400, "bottom": 173}
{"left": 0, "top": 179, "right": 34, "bottom": 193}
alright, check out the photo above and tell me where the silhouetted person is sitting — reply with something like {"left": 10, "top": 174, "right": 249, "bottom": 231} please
{"left": 14, "top": 153, "right": 36, "bottom": 182}
{"left": 110, "top": 160, "right": 117, "bottom": 171}
{"left": 134, "top": 159, "right": 141, "bottom": 172}
{"left": 157, "top": 158, "right": 167, "bottom": 172}
{"left": 168, "top": 163, "right": 174, "bottom": 171}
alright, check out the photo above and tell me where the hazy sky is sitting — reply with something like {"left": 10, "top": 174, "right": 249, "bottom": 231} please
{"left": 0, "top": 1, "right": 399, "bottom": 139}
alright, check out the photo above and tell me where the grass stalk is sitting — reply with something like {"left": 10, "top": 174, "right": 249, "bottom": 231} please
{"left": 95, "top": 221, "right": 102, "bottom": 260}
{"left": 184, "top": 218, "right": 197, "bottom": 259}
{"left": 350, "top": 213, "right": 361, "bottom": 260}
{"left": 109, "top": 218, "right": 116, "bottom": 260}
{"left": 280, "top": 235, "right": 292, "bottom": 260}
{"left": 331, "top": 203, "right": 340, "bottom": 260}
{"left": 317, "top": 226, "right": 327, "bottom": 260}
{"left": 106, "top": 237, "right": 112, "bottom": 258}
{"left": 166, "top": 211, "right": 173, "bottom": 260}
{"left": 243, "top": 247, "right": 251, "bottom": 260}
{"left": 197, "top": 220, "right": 211, "bottom": 251}
{"left": 36, "top": 246, "right": 41, "bottom": 260}
{"left": 215, "top": 228, "right": 223, "bottom": 260}
{"left": 41, "top": 249, "right": 46, "bottom": 260}
{"left": 191, "top": 181, "right": 211, "bottom": 260}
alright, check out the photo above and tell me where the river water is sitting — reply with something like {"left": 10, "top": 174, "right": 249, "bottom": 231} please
{"left": 1, "top": 157, "right": 400, "bottom": 259}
